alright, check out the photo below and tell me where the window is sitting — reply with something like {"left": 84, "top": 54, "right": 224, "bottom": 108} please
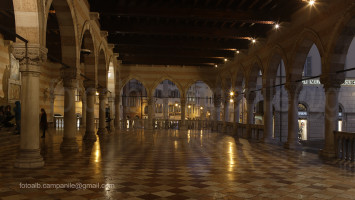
{"left": 303, "top": 56, "right": 312, "bottom": 77}
{"left": 155, "top": 89, "right": 162, "bottom": 98}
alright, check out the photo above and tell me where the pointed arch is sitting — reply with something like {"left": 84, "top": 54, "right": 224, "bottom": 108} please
{"left": 44, "top": 0, "right": 79, "bottom": 68}
{"left": 246, "top": 56, "right": 263, "bottom": 90}
{"left": 264, "top": 44, "right": 288, "bottom": 87}
{"left": 150, "top": 77, "right": 183, "bottom": 98}
{"left": 289, "top": 28, "right": 325, "bottom": 82}
{"left": 324, "top": 5, "right": 355, "bottom": 74}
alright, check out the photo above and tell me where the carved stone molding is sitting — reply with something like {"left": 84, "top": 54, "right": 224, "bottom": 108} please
{"left": 244, "top": 90, "right": 256, "bottom": 103}
{"left": 285, "top": 82, "right": 303, "bottom": 100}
{"left": 12, "top": 43, "right": 47, "bottom": 73}
{"left": 320, "top": 73, "right": 344, "bottom": 91}
{"left": 61, "top": 68, "right": 78, "bottom": 89}
{"left": 83, "top": 80, "right": 96, "bottom": 90}
{"left": 213, "top": 95, "right": 222, "bottom": 107}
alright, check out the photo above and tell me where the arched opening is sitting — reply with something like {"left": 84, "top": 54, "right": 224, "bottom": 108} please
{"left": 121, "top": 79, "right": 148, "bottom": 128}
{"left": 153, "top": 80, "right": 181, "bottom": 121}
{"left": 186, "top": 81, "right": 213, "bottom": 120}
{"left": 254, "top": 100, "right": 263, "bottom": 124}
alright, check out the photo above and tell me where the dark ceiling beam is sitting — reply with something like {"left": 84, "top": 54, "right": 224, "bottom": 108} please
{"left": 109, "top": 36, "right": 250, "bottom": 50}
{"left": 118, "top": 55, "right": 226, "bottom": 64}
{"left": 103, "top": 22, "right": 263, "bottom": 39}
{"left": 98, "top": 7, "right": 280, "bottom": 24}
{"left": 116, "top": 45, "right": 236, "bottom": 57}
{"left": 121, "top": 61, "right": 215, "bottom": 67}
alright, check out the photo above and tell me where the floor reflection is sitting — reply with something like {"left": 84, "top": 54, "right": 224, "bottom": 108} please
{"left": 0, "top": 128, "right": 354, "bottom": 199}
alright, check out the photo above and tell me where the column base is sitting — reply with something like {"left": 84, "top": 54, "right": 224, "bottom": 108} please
{"left": 60, "top": 137, "right": 79, "bottom": 152}
{"left": 319, "top": 148, "right": 336, "bottom": 159}
{"left": 283, "top": 141, "right": 302, "bottom": 149}
{"left": 83, "top": 131, "right": 97, "bottom": 142}
{"left": 180, "top": 125, "right": 187, "bottom": 131}
{"left": 97, "top": 128, "right": 108, "bottom": 135}
{"left": 14, "top": 149, "right": 44, "bottom": 168}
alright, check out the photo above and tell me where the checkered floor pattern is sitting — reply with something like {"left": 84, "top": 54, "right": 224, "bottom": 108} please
{"left": 0, "top": 128, "right": 354, "bottom": 199}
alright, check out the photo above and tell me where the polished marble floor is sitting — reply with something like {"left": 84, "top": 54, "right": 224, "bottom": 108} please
{"left": 0, "top": 128, "right": 354, "bottom": 200}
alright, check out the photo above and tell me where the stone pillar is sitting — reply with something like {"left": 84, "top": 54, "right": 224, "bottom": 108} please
{"left": 233, "top": 95, "right": 242, "bottom": 132}
{"left": 81, "top": 91, "right": 86, "bottom": 127}
{"left": 97, "top": 89, "right": 108, "bottom": 135}
{"left": 284, "top": 82, "right": 303, "bottom": 149}
{"left": 115, "top": 97, "right": 120, "bottom": 130}
{"left": 60, "top": 68, "right": 79, "bottom": 152}
{"left": 320, "top": 75, "right": 343, "bottom": 158}
{"left": 13, "top": 43, "right": 46, "bottom": 168}
{"left": 263, "top": 87, "right": 275, "bottom": 142}
{"left": 163, "top": 80, "right": 169, "bottom": 120}
{"left": 83, "top": 80, "right": 96, "bottom": 141}
{"left": 180, "top": 98, "right": 187, "bottom": 130}
{"left": 49, "top": 92, "right": 55, "bottom": 125}
{"left": 108, "top": 97, "right": 115, "bottom": 132}
{"left": 213, "top": 95, "right": 221, "bottom": 131}
{"left": 245, "top": 91, "right": 256, "bottom": 138}
{"left": 222, "top": 96, "right": 229, "bottom": 133}
{"left": 147, "top": 95, "right": 155, "bottom": 130}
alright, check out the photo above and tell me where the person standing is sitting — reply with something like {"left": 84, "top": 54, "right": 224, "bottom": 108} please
{"left": 40, "top": 108, "right": 48, "bottom": 138}
{"left": 14, "top": 101, "right": 21, "bottom": 134}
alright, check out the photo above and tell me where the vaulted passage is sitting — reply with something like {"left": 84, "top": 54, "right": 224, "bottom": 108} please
{"left": 0, "top": 0, "right": 355, "bottom": 199}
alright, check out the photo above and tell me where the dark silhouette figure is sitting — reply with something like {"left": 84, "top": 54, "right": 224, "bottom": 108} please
{"left": 40, "top": 108, "right": 48, "bottom": 138}
{"left": 14, "top": 101, "right": 21, "bottom": 134}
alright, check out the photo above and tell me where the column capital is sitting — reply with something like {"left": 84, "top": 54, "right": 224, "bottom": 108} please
{"left": 12, "top": 43, "right": 47, "bottom": 73}
{"left": 61, "top": 68, "right": 78, "bottom": 88}
{"left": 285, "top": 82, "right": 303, "bottom": 100}
{"left": 213, "top": 95, "right": 222, "bottom": 107}
{"left": 233, "top": 94, "right": 243, "bottom": 104}
{"left": 84, "top": 80, "right": 96, "bottom": 90}
{"left": 244, "top": 90, "right": 256, "bottom": 103}
{"left": 320, "top": 73, "right": 344, "bottom": 90}
{"left": 180, "top": 98, "right": 186, "bottom": 105}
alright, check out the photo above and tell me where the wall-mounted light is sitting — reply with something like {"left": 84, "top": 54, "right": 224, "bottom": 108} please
{"left": 230, "top": 99, "right": 234, "bottom": 103}
{"left": 188, "top": 105, "right": 191, "bottom": 108}
{"left": 230, "top": 91, "right": 234, "bottom": 96}
{"left": 215, "top": 65, "right": 218, "bottom": 68}
{"left": 200, "top": 107, "right": 203, "bottom": 110}
{"left": 274, "top": 23, "right": 280, "bottom": 29}
{"left": 224, "top": 58, "right": 228, "bottom": 62}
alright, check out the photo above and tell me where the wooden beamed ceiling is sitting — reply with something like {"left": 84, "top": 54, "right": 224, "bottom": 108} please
{"left": 88, "top": 0, "right": 304, "bottom": 67}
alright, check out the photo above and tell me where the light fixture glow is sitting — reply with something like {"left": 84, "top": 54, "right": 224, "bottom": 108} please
{"left": 275, "top": 24, "right": 280, "bottom": 29}
{"left": 215, "top": 65, "right": 218, "bottom": 68}
{"left": 309, "top": 0, "right": 315, "bottom": 5}
{"left": 175, "top": 103, "right": 178, "bottom": 107}
{"left": 200, "top": 107, "right": 203, "bottom": 110}
{"left": 188, "top": 105, "right": 191, "bottom": 108}
{"left": 224, "top": 58, "right": 228, "bottom": 62}
{"left": 252, "top": 39, "right": 256, "bottom": 43}
{"left": 230, "top": 99, "right": 234, "bottom": 103}
{"left": 230, "top": 91, "right": 234, "bottom": 96}
{"left": 236, "top": 50, "right": 240, "bottom": 54}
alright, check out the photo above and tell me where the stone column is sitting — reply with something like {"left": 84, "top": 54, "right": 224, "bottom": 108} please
{"left": 222, "top": 96, "right": 229, "bottom": 133}
{"left": 108, "top": 97, "right": 115, "bottom": 132}
{"left": 213, "top": 95, "right": 221, "bottom": 131}
{"left": 147, "top": 95, "right": 155, "bottom": 130}
{"left": 60, "top": 68, "right": 79, "bottom": 152}
{"left": 284, "top": 82, "right": 303, "bottom": 149}
{"left": 263, "top": 87, "right": 275, "bottom": 142}
{"left": 13, "top": 43, "right": 46, "bottom": 168}
{"left": 115, "top": 97, "right": 121, "bottom": 130}
{"left": 245, "top": 91, "right": 256, "bottom": 138}
{"left": 180, "top": 98, "right": 187, "bottom": 130}
{"left": 83, "top": 80, "right": 96, "bottom": 141}
{"left": 49, "top": 92, "right": 55, "bottom": 125}
{"left": 97, "top": 89, "right": 108, "bottom": 135}
{"left": 320, "top": 75, "right": 343, "bottom": 157}
{"left": 233, "top": 95, "right": 242, "bottom": 131}
{"left": 81, "top": 91, "right": 86, "bottom": 127}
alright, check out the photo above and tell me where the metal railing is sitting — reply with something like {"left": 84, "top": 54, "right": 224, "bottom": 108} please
{"left": 53, "top": 116, "right": 82, "bottom": 128}
{"left": 334, "top": 131, "right": 355, "bottom": 161}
